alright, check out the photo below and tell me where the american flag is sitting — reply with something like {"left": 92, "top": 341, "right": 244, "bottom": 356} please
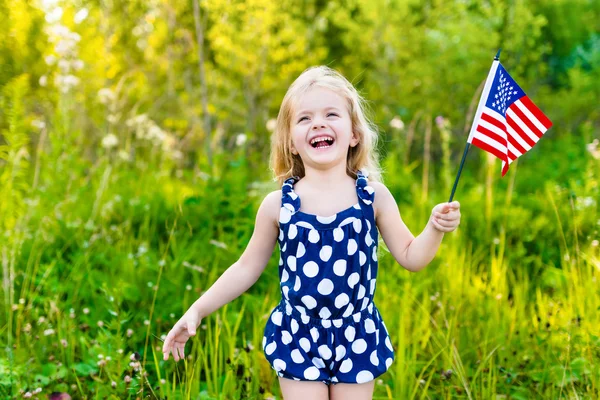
{"left": 467, "top": 60, "right": 552, "bottom": 176}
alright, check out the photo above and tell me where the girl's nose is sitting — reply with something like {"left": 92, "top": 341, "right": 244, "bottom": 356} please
{"left": 312, "top": 123, "right": 325, "bottom": 130}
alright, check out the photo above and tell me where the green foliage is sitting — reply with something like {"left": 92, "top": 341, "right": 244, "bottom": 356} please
{"left": 1, "top": 0, "right": 599, "bottom": 398}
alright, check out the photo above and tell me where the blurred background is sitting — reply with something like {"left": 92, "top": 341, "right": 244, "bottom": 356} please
{"left": 1, "top": 0, "right": 599, "bottom": 398}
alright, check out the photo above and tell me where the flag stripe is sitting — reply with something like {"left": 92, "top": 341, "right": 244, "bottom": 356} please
{"left": 506, "top": 130, "right": 527, "bottom": 156}
{"left": 506, "top": 113, "right": 537, "bottom": 148}
{"left": 472, "top": 137, "right": 507, "bottom": 161}
{"left": 510, "top": 104, "right": 543, "bottom": 138}
{"left": 515, "top": 99, "right": 549, "bottom": 135}
{"left": 520, "top": 96, "right": 552, "bottom": 129}
{"left": 476, "top": 124, "right": 507, "bottom": 147}
{"left": 481, "top": 112, "right": 505, "bottom": 132}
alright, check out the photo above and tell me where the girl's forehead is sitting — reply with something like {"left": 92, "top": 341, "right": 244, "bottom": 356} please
{"left": 293, "top": 87, "right": 348, "bottom": 113}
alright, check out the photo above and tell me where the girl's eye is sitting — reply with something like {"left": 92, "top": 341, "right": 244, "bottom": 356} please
{"left": 327, "top": 113, "right": 338, "bottom": 117}
{"left": 298, "top": 116, "right": 308, "bottom": 122}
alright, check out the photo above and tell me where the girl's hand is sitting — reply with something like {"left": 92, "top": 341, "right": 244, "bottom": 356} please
{"left": 430, "top": 201, "right": 461, "bottom": 233}
{"left": 162, "top": 307, "right": 202, "bottom": 362}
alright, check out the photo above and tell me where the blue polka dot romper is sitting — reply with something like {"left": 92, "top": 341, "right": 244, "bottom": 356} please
{"left": 262, "top": 169, "right": 395, "bottom": 385}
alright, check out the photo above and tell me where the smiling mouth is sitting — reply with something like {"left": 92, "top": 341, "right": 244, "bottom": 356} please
{"left": 310, "top": 137, "right": 335, "bottom": 149}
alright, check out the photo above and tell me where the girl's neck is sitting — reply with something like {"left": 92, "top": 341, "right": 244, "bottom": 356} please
{"left": 300, "top": 163, "right": 353, "bottom": 190}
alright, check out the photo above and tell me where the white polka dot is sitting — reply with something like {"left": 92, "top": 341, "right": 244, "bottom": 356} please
{"left": 281, "top": 269, "right": 289, "bottom": 283}
{"left": 385, "top": 336, "right": 393, "bottom": 351}
{"left": 367, "top": 266, "right": 371, "bottom": 280}
{"left": 335, "top": 345, "right": 346, "bottom": 361}
{"left": 366, "top": 219, "right": 371, "bottom": 230}
{"left": 279, "top": 256, "right": 283, "bottom": 266}
{"left": 310, "top": 326, "right": 319, "bottom": 342}
{"left": 296, "top": 242, "right": 306, "bottom": 258}
{"left": 342, "top": 303, "right": 354, "bottom": 318}
{"left": 308, "top": 229, "right": 320, "bottom": 243}
{"left": 303, "top": 261, "right": 319, "bottom": 277}
{"left": 359, "top": 251, "right": 366, "bottom": 266}
{"left": 335, "top": 293, "right": 349, "bottom": 308}
{"left": 344, "top": 325, "right": 356, "bottom": 342}
{"left": 353, "top": 218, "right": 362, "bottom": 233}
{"left": 357, "top": 284, "right": 366, "bottom": 299}
{"left": 303, "top": 366, "right": 320, "bottom": 380}
{"left": 353, "top": 313, "right": 361, "bottom": 323}
{"left": 279, "top": 229, "right": 284, "bottom": 241}
{"left": 385, "top": 358, "right": 393, "bottom": 368}
{"left": 291, "top": 349, "right": 304, "bottom": 363}
{"left": 318, "top": 345, "right": 332, "bottom": 360}
{"left": 290, "top": 318, "right": 299, "bottom": 334}
{"left": 351, "top": 339, "right": 367, "bottom": 354}
{"left": 375, "top": 329, "right": 380, "bottom": 345}
{"left": 302, "top": 295, "right": 317, "bottom": 309}
{"left": 333, "top": 319, "right": 343, "bottom": 328}
{"left": 299, "top": 337, "right": 311, "bottom": 353}
{"left": 262, "top": 336, "right": 267, "bottom": 350}
{"left": 280, "top": 207, "right": 292, "bottom": 224}
{"left": 347, "top": 272, "right": 360, "bottom": 288}
{"left": 265, "top": 341, "right": 277, "bottom": 355}
{"left": 317, "top": 214, "right": 336, "bottom": 224}
{"left": 281, "top": 330, "right": 292, "bottom": 345}
{"left": 339, "top": 359, "right": 353, "bottom": 373}
{"left": 370, "top": 279, "right": 376, "bottom": 294}
{"left": 333, "top": 259, "right": 347, "bottom": 276}
{"left": 288, "top": 224, "right": 297, "bottom": 239}
{"left": 372, "top": 245, "right": 378, "bottom": 261}
{"left": 281, "top": 242, "right": 287, "bottom": 252}
{"left": 347, "top": 239, "right": 358, "bottom": 255}
{"left": 356, "top": 370, "right": 374, "bottom": 383}
{"left": 319, "top": 245, "right": 332, "bottom": 262}
{"left": 361, "top": 298, "right": 369, "bottom": 310}
{"left": 365, "top": 185, "right": 374, "bottom": 194}
{"left": 287, "top": 256, "right": 296, "bottom": 271}
{"left": 271, "top": 311, "right": 283, "bottom": 326}
{"left": 365, "top": 232, "right": 373, "bottom": 246}
{"left": 273, "top": 359, "right": 286, "bottom": 371}
{"left": 286, "top": 302, "right": 293, "bottom": 315}
{"left": 282, "top": 286, "right": 289, "bottom": 299}
{"left": 370, "top": 350, "right": 379, "bottom": 366}
{"left": 333, "top": 227, "right": 344, "bottom": 242}
{"left": 319, "top": 307, "right": 331, "bottom": 319}
{"left": 301, "top": 314, "right": 310, "bottom": 324}
{"left": 294, "top": 276, "right": 301, "bottom": 291}
{"left": 322, "top": 319, "right": 331, "bottom": 328}
{"left": 312, "top": 357, "right": 325, "bottom": 369}
{"left": 317, "top": 279, "right": 334, "bottom": 295}
{"left": 365, "top": 318, "right": 376, "bottom": 333}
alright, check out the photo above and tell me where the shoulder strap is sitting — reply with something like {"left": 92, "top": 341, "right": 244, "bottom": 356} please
{"left": 356, "top": 169, "right": 375, "bottom": 222}
{"left": 280, "top": 176, "right": 301, "bottom": 223}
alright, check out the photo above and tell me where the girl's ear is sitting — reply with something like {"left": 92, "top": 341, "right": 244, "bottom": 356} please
{"left": 350, "top": 131, "right": 360, "bottom": 147}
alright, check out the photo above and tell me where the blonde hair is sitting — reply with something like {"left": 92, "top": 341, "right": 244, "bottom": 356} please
{"left": 269, "top": 65, "right": 383, "bottom": 187}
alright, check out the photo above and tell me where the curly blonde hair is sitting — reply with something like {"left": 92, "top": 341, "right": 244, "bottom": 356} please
{"left": 269, "top": 66, "right": 383, "bottom": 187}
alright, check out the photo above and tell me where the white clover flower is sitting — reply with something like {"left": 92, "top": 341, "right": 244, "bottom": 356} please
{"left": 72, "top": 59, "right": 84, "bottom": 71}
{"left": 31, "top": 119, "right": 46, "bottom": 130}
{"left": 74, "top": 8, "right": 88, "bottom": 24}
{"left": 58, "top": 59, "right": 70, "bottom": 72}
{"left": 101, "top": 134, "right": 119, "bottom": 149}
{"left": 266, "top": 118, "right": 277, "bottom": 132}
{"left": 44, "top": 55, "right": 57, "bottom": 66}
{"left": 39, "top": 75, "right": 48, "bottom": 87}
{"left": 389, "top": 116, "right": 404, "bottom": 130}
{"left": 45, "top": 7, "right": 63, "bottom": 23}
{"left": 98, "top": 88, "right": 116, "bottom": 105}
{"left": 43, "top": 328, "right": 55, "bottom": 336}
{"left": 236, "top": 133, "right": 247, "bottom": 146}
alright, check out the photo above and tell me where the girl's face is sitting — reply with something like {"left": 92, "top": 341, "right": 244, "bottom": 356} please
{"left": 290, "top": 87, "right": 359, "bottom": 169}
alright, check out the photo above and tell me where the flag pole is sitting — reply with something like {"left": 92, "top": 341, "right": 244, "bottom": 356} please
{"left": 448, "top": 49, "right": 501, "bottom": 202}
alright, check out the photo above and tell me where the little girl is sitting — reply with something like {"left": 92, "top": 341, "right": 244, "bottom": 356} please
{"left": 162, "top": 66, "right": 461, "bottom": 399}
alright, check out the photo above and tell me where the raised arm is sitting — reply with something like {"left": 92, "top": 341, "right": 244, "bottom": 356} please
{"left": 372, "top": 182, "right": 460, "bottom": 272}
{"left": 191, "top": 190, "right": 281, "bottom": 317}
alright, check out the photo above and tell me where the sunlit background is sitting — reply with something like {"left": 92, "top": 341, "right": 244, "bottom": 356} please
{"left": 1, "top": 0, "right": 599, "bottom": 398}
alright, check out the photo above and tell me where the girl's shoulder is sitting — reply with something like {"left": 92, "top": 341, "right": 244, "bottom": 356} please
{"left": 258, "top": 190, "right": 283, "bottom": 229}
{"left": 366, "top": 181, "right": 392, "bottom": 221}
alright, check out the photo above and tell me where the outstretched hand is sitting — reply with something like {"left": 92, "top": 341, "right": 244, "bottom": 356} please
{"left": 162, "top": 307, "right": 201, "bottom": 362}
{"left": 430, "top": 201, "right": 461, "bottom": 233}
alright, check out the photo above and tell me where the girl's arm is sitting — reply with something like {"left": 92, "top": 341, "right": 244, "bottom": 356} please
{"left": 372, "top": 182, "right": 460, "bottom": 272}
{"left": 190, "top": 190, "right": 281, "bottom": 318}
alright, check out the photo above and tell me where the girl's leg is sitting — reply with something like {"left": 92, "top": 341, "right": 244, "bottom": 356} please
{"left": 278, "top": 377, "right": 329, "bottom": 400}
{"left": 329, "top": 380, "right": 375, "bottom": 400}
